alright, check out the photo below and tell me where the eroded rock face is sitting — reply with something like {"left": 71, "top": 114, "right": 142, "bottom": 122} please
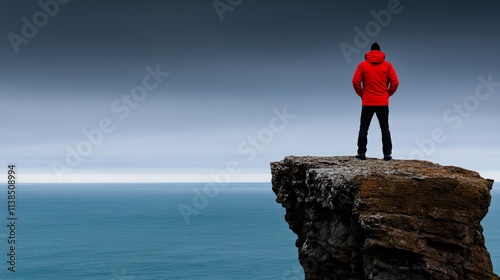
{"left": 271, "top": 156, "right": 498, "bottom": 280}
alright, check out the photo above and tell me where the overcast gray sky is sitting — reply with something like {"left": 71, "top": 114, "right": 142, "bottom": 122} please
{"left": 1, "top": 0, "right": 499, "bottom": 182}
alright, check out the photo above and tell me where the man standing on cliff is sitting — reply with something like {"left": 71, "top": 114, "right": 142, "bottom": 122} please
{"left": 352, "top": 42, "right": 399, "bottom": 161}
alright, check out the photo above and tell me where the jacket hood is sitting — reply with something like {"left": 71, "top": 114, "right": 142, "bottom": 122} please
{"left": 365, "top": 50, "right": 386, "bottom": 64}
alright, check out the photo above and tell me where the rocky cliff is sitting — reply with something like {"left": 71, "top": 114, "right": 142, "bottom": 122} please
{"left": 271, "top": 156, "right": 498, "bottom": 280}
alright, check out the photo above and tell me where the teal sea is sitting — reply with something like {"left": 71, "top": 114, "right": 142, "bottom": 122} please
{"left": 1, "top": 183, "right": 498, "bottom": 279}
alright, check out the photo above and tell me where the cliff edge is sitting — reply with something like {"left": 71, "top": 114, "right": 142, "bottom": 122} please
{"left": 271, "top": 156, "right": 498, "bottom": 280}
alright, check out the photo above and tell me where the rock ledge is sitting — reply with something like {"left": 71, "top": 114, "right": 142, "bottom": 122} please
{"left": 271, "top": 156, "right": 498, "bottom": 280}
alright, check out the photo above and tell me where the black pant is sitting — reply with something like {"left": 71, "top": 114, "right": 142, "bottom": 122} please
{"left": 357, "top": 106, "right": 392, "bottom": 156}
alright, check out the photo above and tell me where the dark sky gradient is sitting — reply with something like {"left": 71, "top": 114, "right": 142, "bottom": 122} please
{"left": 1, "top": 0, "right": 499, "bottom": 182}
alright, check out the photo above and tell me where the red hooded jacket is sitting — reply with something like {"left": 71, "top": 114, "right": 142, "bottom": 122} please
{"left": 352, "top": 50, "right": 399, "bottom": 106}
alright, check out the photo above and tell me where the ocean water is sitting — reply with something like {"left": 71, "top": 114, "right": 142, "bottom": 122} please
{"left": 0, "top": 183, "right": 498, "bottom": 279}
{"left": 484, "top": 184, "right": 500, "bottom": 274}
{"left": 2, "top": 183, "right": 301, "bottom": 280}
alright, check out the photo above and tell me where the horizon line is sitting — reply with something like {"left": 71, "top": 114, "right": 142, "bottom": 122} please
{"left": 11, "top": 171, "right": 499, "bottom": 185}
{"left": 15, "top": 172, "right": 272, "bottom": 184}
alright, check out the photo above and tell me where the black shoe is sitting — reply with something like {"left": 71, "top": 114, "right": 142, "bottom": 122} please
{"left": 355, "top": 154, "right": 366, "bottom": 160}
{"left": 383, "top": 155, "right": 392, "bottom": 161}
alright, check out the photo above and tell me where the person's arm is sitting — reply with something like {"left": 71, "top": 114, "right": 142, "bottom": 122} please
{"left": 352, "top": 64, "right": 364, "bottom": 98}
{"left": 387, "top": 63, "right": 399, "bottom": 96}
